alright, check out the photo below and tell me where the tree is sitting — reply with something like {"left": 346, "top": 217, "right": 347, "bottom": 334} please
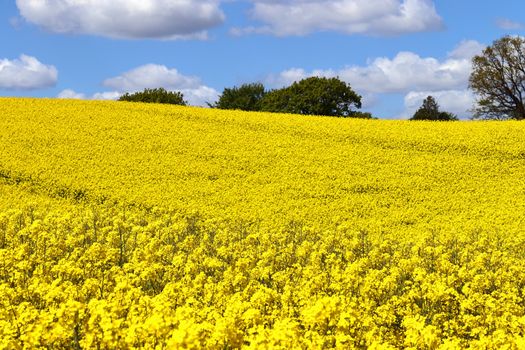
{"left": 411, "top": 96, "right": 458, "bottom": 121}
{"left": 469, "top": 36, "right": 525, "bottom": 120}
{"left": 258, "top": 87, "right": 293, "bottom": 114}
{"left": 118, "top": 88, "right": 187, "bottom": 106}
{"left": 210, "top": 83, "right": 266, "bottom": 111}
{"left": 260, "top": 77, "right": 367, "bottom": 118}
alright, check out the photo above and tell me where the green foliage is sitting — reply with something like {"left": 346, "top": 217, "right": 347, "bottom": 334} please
{"left": 258, "top": 87, "right": 292, "bottom": 114}
{"left": 210, "top": 83, "right": 266, "bottom": 111}
{"left": 350, "top": 111, "right": 374, "bottom": 119}
{"left": 469, "top": 36, "right": 525, "bottom": 120}
{"left": 411, "top": 96, "right": 458, "bottom": 121}
{"left": 118, "top": 88, "right": 187, "bottom": 106}
{"left": 260, "top": 77, "right": 367, "bottom": 118}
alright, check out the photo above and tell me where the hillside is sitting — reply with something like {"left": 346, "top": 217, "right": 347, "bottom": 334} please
{"left": 0, "top": 98, "right": 525, "bottom": 348}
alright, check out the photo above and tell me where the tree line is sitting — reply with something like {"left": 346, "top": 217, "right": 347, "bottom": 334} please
{"left": 209, "top": 77, "right": 373, "bottom": 118}
{"left": 120, "top": 77, "right": 373, "bottom": 119}
{"left": 119, "top": 35, "right": 525, "bottom": 121}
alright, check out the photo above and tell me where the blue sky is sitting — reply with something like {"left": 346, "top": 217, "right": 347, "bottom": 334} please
{"left": 1, "top": 0, "right": 524, "bottom": 119}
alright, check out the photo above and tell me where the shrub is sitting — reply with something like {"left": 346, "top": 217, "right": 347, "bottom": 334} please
{"left": 119, "top": 88, "right": 187, "bottom": 106}
{"left": 210, "top": 83, "right": 266, "bottom": 111}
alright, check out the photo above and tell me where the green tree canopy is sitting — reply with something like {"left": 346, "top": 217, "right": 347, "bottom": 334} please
{"left": 410, "top": 96, "right": 458, "bottom": 121}
{"left": 210, "top": 83, "right": 266, "bottom": 111}
{"left": 469, "top": 36, "right": 525, "bottom": 120}
{"left": 119, "top": 88, "right": 187, "bottom": 106}
{"left": 260, "top": 77, "right": 367, "bottom": 118}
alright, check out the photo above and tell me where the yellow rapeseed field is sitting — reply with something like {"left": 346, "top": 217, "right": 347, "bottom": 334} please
{"left": 0, "top": 97, "right": 524, "bottom": 348}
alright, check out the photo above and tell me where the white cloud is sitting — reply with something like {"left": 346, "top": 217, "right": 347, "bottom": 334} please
{"left": 234, "top": 0, "right": 443, "bottom": 36}
{"left": 360, "top": 93, "right": 378, "bottom": 109}
{"left": 60, "top": 64, "right": 220, "bottom": 106}
{"left": 0, "top": 54, "right": 57, "bottom": 90}
{"left": 103, "top": 64, "right": 202, "bottom": 91}
{"left": 16, "top": 0, "right": 224, "bottom": 40}
{"left": 179, "top": 86, "right": 220, "bottom": 107}
{"left": 496, "top": 18, "right": 524, "bottom": 30}
{"left": 266, "top": 68, "right": 310, "bottom": 88}
{"left": 341, "top": 52, "right": 469, "bottom": 93}
{"left": 447, "top": 40, "right": 485, "bottom": 59}
{"left": 92, "top": 91, "right": 122, "bottom": 100}
{"left": 58, "top": 89, "right": 122, "bottom": 100}
{"left": 268, "top": 40, "right": 484, "bottom": 95}
{"left": 102, "top": 64, "right": 219, "bottom": 106}
{"left": 402, "top": 90, "right": 475, "bottom": 119}
{"left": 58, "top": 89, "right": 86, "bottom": 99}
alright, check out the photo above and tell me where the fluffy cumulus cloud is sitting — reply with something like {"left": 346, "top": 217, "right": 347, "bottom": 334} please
{"left": 447, "top": 40, "right": 485, "bottom": 60}
{"left": 103, "top": 64, "right": 202, "bottom": 92}
{"left": 0, "top": 54, "right": 57, "bottom": 90}
{"left": 57, "top": 89, "right": 85, "bottom": 99}
{"left": 91, "top": 91, "right": 123, "bottom": 100}
{"left": 57, "top": 89, "right": 122, "bottom": 100}
{"left": 232, "top": 0, "right": 443, "bottom": 36}
{"left": 60, "top": 64, "right": 219, "bottom": 107}
{"left": 16, "top": 0, "right": 224, "bottom": 39}
{"left": 336, "top": 52, "right": 469, "bottom": 94}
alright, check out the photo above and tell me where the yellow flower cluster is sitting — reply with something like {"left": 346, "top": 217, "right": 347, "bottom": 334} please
{"left": 0, "top": 98, "right": 524, "bottom": 348}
